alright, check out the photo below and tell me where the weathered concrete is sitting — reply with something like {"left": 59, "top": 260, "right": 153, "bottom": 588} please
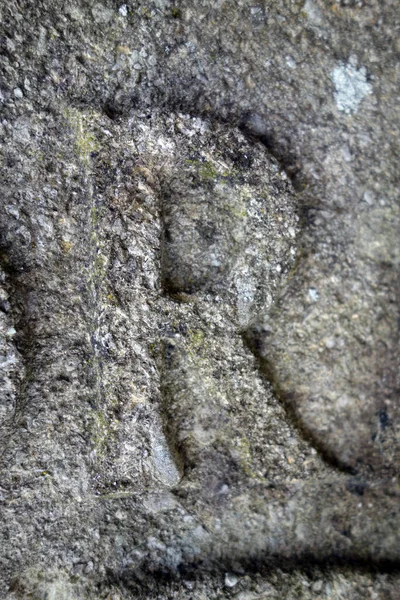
{"left": 1, "top": 0, "right": 399, "bottom": 598}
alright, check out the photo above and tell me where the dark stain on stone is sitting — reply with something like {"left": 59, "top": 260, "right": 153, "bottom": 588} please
{"left": 345, "top": 478, "right": 368, "bottom": 496}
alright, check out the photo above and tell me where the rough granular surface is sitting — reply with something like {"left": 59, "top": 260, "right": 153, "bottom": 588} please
{"left": 0, "top": 0, "right": 399, "bottom": 598}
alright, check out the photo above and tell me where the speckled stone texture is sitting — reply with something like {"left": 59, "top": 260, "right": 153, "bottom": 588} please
{"left": 1, "top": 0, "right": 399, "bottom": 598}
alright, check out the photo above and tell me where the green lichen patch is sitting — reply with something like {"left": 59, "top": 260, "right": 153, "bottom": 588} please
{"left": 64, "top": 107, "right": 100, "bottom": 165}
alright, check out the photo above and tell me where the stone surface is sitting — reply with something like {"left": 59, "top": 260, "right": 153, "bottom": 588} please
{"left": 0, "top": 0, "right": 399, "bottom": 598}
